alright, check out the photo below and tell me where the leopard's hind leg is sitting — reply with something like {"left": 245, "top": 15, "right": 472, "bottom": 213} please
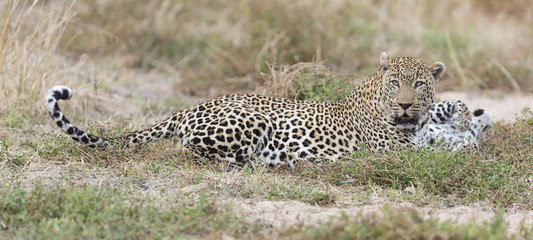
{"left": 176, "top": 101, "right": 273, "bottom": 167}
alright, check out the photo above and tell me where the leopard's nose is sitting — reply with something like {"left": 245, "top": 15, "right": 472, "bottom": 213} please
{"left": 399, "top": 103, "right": 412, "bottom": 110}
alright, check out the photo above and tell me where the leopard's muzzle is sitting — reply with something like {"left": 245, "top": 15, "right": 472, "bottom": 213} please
{"left": 394, "top": 114, "right": 419, "bottom": 131}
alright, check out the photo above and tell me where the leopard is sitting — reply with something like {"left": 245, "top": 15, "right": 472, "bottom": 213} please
{"left": 45, "top": 52, "right": 491, "bottom": 167}
{"left": 424, "top": 105, "right": 491, "bottom": 151}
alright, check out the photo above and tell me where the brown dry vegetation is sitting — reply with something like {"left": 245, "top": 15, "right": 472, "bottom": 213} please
{"left": 2, "top": 0, "right": 533, "bottom": 122}
{"left": 61, "top": 0, "right": 533, "bottom": 92}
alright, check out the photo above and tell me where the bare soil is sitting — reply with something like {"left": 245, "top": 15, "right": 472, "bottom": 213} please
{"left": 438, "top": 91, "right": 533, "bottom": 122}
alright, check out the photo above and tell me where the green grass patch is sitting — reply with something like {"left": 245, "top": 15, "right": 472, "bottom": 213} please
{"left": 217, "top": 172, "right": 336, "bottom": 206}
{"left": 0, "top": 179, "right": 264, "bottom": 239}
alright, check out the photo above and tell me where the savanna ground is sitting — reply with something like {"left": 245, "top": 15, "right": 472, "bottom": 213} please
{"left": 1, "top": 0, "right": 533, "bottom": 239}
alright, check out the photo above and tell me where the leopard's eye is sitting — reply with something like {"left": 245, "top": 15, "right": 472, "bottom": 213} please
{"left": 414, "top": 81, "right": 425, "bottom": 88}
{"left": 390, "top": 80, "right": 400, "bottom": 87}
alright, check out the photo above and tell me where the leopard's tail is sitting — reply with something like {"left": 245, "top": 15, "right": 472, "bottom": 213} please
{"left": 46, "top": 86, "right": 183, "bottom": 148}
{"left": 45, "top": 86, "right": 109, "bottom": 148}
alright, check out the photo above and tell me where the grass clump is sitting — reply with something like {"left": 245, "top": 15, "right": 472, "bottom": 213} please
{"left": 285, "top": 207, "right": 533, "bottom": 240}
{"left": 257, "top": 61, "right": 357, "bottom": 101}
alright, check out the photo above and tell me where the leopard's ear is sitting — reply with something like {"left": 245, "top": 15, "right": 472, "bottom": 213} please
{"left": 429, "top": 62, "right": 446, "bottom": 82}
{"left": 380, "top": 52, "right": 392, "bottom": 72}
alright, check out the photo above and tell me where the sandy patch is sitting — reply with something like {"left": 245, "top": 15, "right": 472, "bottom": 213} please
{"left": 438, "top": 91, "right": 533, "bottom": 122}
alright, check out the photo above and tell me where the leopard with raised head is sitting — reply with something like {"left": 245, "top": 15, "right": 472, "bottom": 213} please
{"left": 45, "top": 52, "right": 491, "bottom": 167}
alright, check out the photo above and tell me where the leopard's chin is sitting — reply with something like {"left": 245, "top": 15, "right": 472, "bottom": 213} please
{"left": 394, "top": 114, "right": 419, "bottom": 131}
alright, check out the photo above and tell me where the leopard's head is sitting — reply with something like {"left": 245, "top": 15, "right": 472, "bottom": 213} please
{"left": 379, "top": 52, "right": 445, "bottom": 131}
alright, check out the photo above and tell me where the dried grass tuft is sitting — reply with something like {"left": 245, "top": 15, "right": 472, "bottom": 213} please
{"left": 257, "top": 61, "right": 330, "bottom": 99}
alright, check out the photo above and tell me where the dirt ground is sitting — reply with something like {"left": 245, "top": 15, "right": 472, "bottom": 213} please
{"left": 438, "top": 91, "right": 533, "bottom": 123}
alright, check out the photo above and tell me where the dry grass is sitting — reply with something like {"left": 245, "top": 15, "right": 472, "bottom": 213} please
{"left": 257, "top": 61, "right": 358, "bottom": 102}
{"left": 2, "top": 0, "right": 532, "bottom": 127}
{"left": 56, "top": 0, "right": 533, "bottom": 93}
{"left": 0, "top": 1, "right": 98, "bottom": 125}
{"left": 257, "top": 62, "right": 330, "bottom": 98}
{"left": 0, "top": 0, "right": 175, "bottom": 127}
